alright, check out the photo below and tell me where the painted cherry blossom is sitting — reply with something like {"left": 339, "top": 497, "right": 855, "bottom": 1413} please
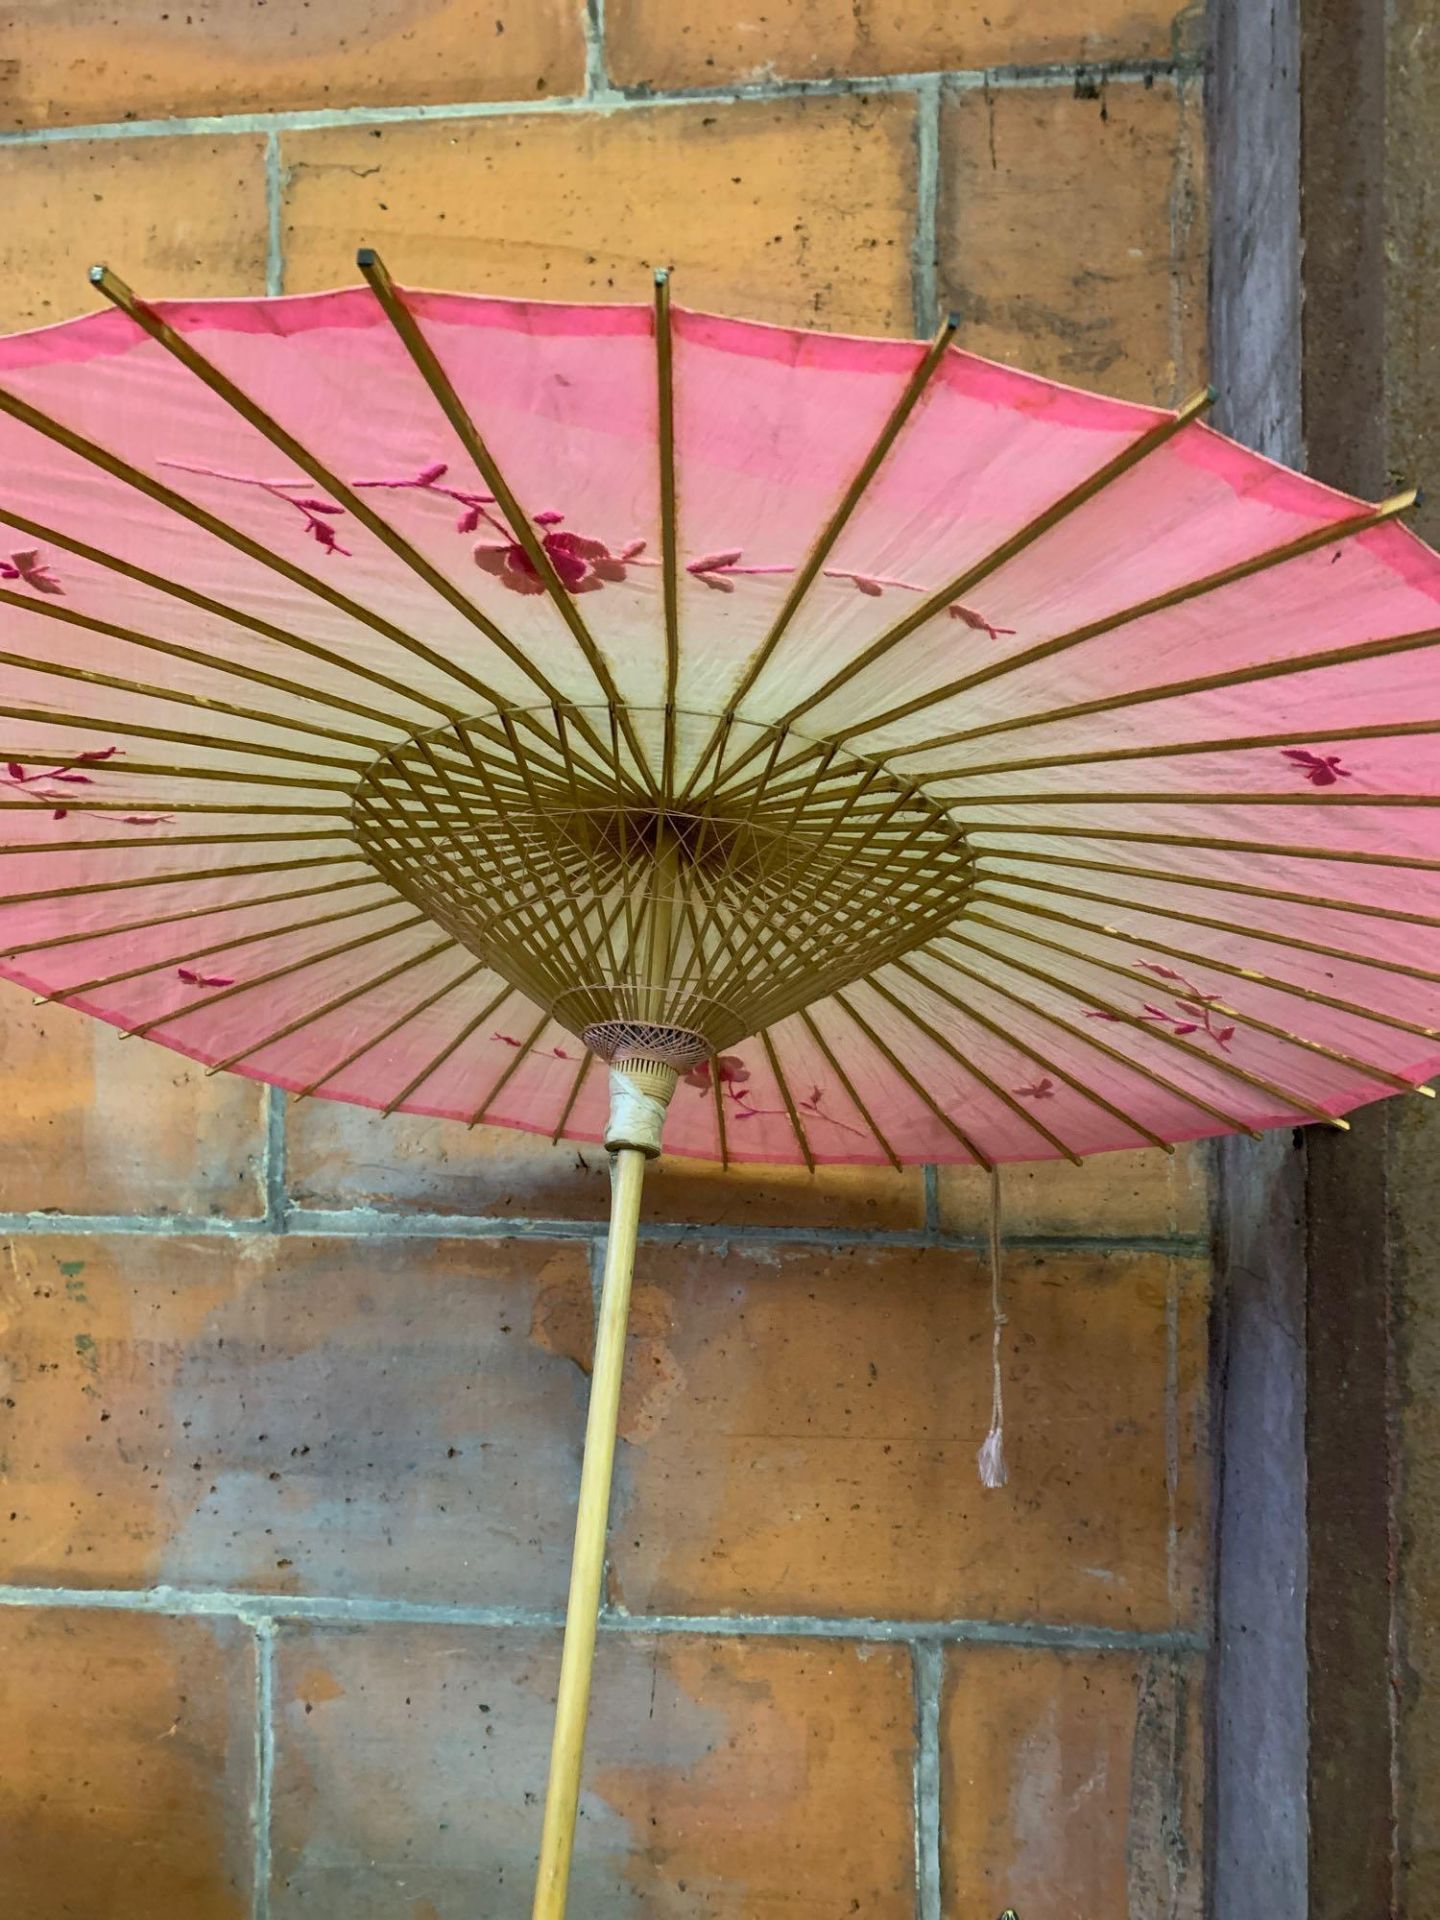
{"left": 1013, "top": 1077, "right": 1055, "bottom": 1099}
{"left": 475, "top": 526, "right": 647, "bottom": 596}
{"left": 0, "top": 549, "right": 62, "bottom": 595}
{"left": 152, "top": 454, "right": 1019, "bottom": 634}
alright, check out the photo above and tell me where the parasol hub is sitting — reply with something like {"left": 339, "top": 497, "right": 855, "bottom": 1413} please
{"left": 352, "top": 704, "right": 978, "bottom": 1065}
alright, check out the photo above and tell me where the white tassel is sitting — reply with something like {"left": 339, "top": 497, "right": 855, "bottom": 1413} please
{"left": 977, "top": 1165, "right": 1009, "bottom": 1489}
{"left": 977, "top": 1420, "right": 1007, "bottom": 1490}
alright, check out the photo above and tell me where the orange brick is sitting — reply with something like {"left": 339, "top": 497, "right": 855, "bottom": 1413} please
{"left": 0, "top": 2, "right": 583, "bottom": 130}
{"left": 0, "top": 135, "right": 269, "bottom": 331}
{"left": 0, "top": 984, "right": 265, "bottom": 1217}
{"left": 938, "top": 1142, "right": 1210, "bottom": 1237}
{"left": 0, "top": 1608, "right": 254, "bottom": 1919}
{"left": 287, "top": 1099, "right": 923, "bottom": 1229}
{"left": 0, "top": 1233, "right": 592, "bottom": 1601}
{"left": 608, "top": 0, "right": 1191, "bottom": 89}
{"left": 271, "top": 1623, "right": 915, "bottom": 1913}
{"left": 607, "top": 1241, "right": 1207, "bottom": 1626}
{"left": 942, "top": 1645, "right": 1203, "bottom": 1917}
{"left": 281, "top": 96, "right": 919, "bottom": 333}
{"left": 939, "top": 78, "right": 1208, "bottom": 403}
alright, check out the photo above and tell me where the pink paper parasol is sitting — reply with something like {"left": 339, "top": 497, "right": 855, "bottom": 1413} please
{"left": 0, "top": 254, "right": 1437, "bottom": 1913}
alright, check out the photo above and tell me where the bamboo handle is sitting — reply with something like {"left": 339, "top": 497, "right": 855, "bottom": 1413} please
{"left": 531, "top": 1143, "right": 648, "bottom": 1920}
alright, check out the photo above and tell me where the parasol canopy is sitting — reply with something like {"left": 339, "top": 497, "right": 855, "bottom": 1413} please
{"left": 3, "top": 256, "right": 1440, "bottom": 1920}
{"left": 0, "top": 261, "right": 1435, "bottom": 1170}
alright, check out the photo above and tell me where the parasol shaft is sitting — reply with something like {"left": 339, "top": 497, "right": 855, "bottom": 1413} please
{"left": 532, "top": 1140, "right": 648, "bottom": 1920}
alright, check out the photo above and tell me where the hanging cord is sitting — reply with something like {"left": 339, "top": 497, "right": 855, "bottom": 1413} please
{"left": 977, "top": 1165, "right": 1008, "bottom": 1489}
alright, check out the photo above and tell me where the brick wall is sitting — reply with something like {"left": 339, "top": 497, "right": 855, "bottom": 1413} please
{"left": 0, "top": 7, "right": 1211, "bottom": 1915}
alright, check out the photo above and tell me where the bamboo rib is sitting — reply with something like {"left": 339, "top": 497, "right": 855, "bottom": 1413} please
{"left": 885, "top": 615, "right": 1440, "bottom": 763}
{"left": 963, "top": 904, "right": 1428, "bottom": 1094}
{"left": 210, "top": 934, "right": 459, "bottom": 1075}
{"left": 124, "top": 908, "right": 427, "bottom": 1039}
{"left": 2, "top": 873, "right": 383, "bottom": 961}
{"left": 0, "top": 829, "right": 349, "bottom": 859}
{"left": 950, "top": 790, "right": 1440, "bottom": 811}
{"left": 711, "top": 1060, "right": 730, "bottom": 1167}
{"left": 399, "top": 730, "right": 576, "bottom": 975}
{"left": 296, "top": 957, "right": 487, "bottom": 1099}
{"left": 759, "top": 1028, "right": 815, "bottom": 1171}
{"left": 885, "top": 954, "right": 1175, "bottom": 1153}
{"left": 832, "top": 987, "right": 994, "bottom": 1168}
{"left": 0, "top": 701, "right": 366, "bottom": 774}
{"left": 383, "top": 982, "right": 518, "bottom": 1116}
{"left": 550, "top": 705, "right": 626, "bottom": 986}
{"left": 550, "top": 1048, "right": 596, "bottom": 1143}
{"left": 0, "top": 593, "right": 397, "bottom": 751}
{"left": 681, "top": 313, "right": 960, "bottom": 803}
{"left": 0, "top": 375, "right": 502, "bottom": 721}
{"left": 94, "top": 265, "right": 592, "bottom": 732}
{"left": 972, "top": 848, "right": 1440, "bottom": 929}
{"left": 832, "top": 490, "right": 1416, "bottom": 750}
{"left": 967, "top": 823, "right": 1440, "bottom": 872}
{"left": 924, "top": 716, "right": 1440, "bottom": 784}
{"left": 466, "top": 1010, "right": 552, "bottom": 1128}
{"left": 0, "top": 801, "right": 344, "bottom": 816}
{"left": 941, "top": 926, "right": 1348, "bottom": 1127}
{"left": 714, "top": 388, "right": 1217, "bottom": 793}
{"left": 918, "top": 941, "right": 1260, "bottom": 1138}
{"left": 654, "top": 270, "right": 681, "bottom": 797}
{"left": 0, "top": 503, "right": 455, "bottom": 729}
{"left": 352, "top": 253, "right": 649, "bottom": 790}
{"left": 0, "top": 853, "right": 360, "bottom": 916}
{"left": 40, "top": 892, "right": 398, "bottom": 1003}
{"left": 974, "top": 886, "right": 1440, "bottom": 1036}
{"left": 972, "top": 868, "right": 1440, "bottom": 971}
{"left": 864, "top": 972, "right": 1084, "bottom": 1163}
{"left": 797, "top": 1007, "right": 903, "bottom": 1170}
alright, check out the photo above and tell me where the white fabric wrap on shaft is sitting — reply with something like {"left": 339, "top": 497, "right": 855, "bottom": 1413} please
{"left": 605, "top": 1065, "right": 672, "bottom": 1156}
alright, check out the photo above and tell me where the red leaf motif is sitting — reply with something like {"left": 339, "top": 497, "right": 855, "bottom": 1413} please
{"left": 1282, "top": 747, "right": 1352, "bottom": 786}
{"left": 533, "top": 509, "right": 565, "bottom": 527}
{"left": 77, "top": 746, "right": 120, "bottom": 763}
{"left": 291, "top": 497, "right": 344, "bottom": 514}
{"left": 122, "top": 814, "right": 173, "bottom": 825}
{"left": 684, "top": 1054, "right": 750, "bottom": 1091}
{"left": 6, "top": 763, "right": 26, "bottom": 782}
{"left": 48, "top": 771, "right": 92, "bottom": 785}
{"left": 947, "top": 603, "right": 1016, "bottom": 640}
{"left": 687, "top": 549, "right": 743, "bottom": 575}
{"left": 852, "top": 575, "right": 884, "bottom": 596}
{"left": 177, "top": 967, "right": 234, "bottom": 988}
{"left": 1014, "top": 1078, "right": 1055, "bottom": 1099}
{"left": 492, "top": 1032, "right": 523, "bottom": 1048}
{"left": 51, "top": 808, "right": 67, "bottom": 820}
{"left": 413, "top": 462, "right": 449, "bottom": 486}
{"left": 1084, "top": 1010, "right": 1126, "bottom": 1022}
